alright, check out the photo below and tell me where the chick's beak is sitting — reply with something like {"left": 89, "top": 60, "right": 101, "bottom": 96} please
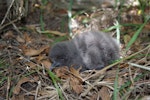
{"left": 50, "top": 61, "right": 61, "bottom": 71}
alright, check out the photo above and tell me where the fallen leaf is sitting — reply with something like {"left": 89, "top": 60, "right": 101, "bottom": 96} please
{"left": 90, "top": 93, "right": 98, "bottom": 100}
{"left": 70, "top": 67, "right": 80, "bottom": 77}
{"left": 24, "top": 48, "right": 43, "bottom": 56}
{"left": 54, "top": 9, "right": 67, "bottom": 15}
{"left": 44, "top": 46, "right": 50, "bottom": 55}
{"left": 24, "top": 32, "right": 32, "bottom": 43}
{"left": 11, "top": 94, "right": 34, "bottom": 100}
{"left": 13, "top": 77, "right": 39, "bottom": 94}
{"left": 53, "top": 66, "right": 70, "bottom": 79}
{"left": 16, "top": 35, "right": 25, "bottom": 43}
{"left": 54, "top": 66, "right": 83, "bottom": 94}
{"left": 13, "top": 77, "right": 29, "bottom": 94}
{"left": 36, "top": 54, "right": 47, "bottom": 61}
{"left": 41, "top": 59, "right": 51, "bottom": 69}
{"left": 70, "top": 66, "right": 83, "bottom": 82}
{"left": 23, "top": 45, "right": 49, "bottom": 56}
{"left": 99, "top": 86, "right": 111, "bottom": 100}
{"left": 62, "top": 79, "right": 70, "bottom": 91}
{"left": 26, "top": 62, "right": 37, "bottom": 69}
{"left": 2, "top": 31, "right": 14, "bottom": 39}
{"left": 11, "top": 94, "right": 25, "bottom": 100}
{"left": 25, "top": 25, "right": 38, "bottom": 31}
{"left": 69, "top": 67, "right": 83, "bottom": 94}
{"left": 0, "top": 42, "right": 7, "bottom": 49}
{"left": 70, "top": 76, "right": 83, "bottom": 94}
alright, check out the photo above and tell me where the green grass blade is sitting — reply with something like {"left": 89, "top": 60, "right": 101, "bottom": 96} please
{"left": 113, "top": 69, "right": 119, "bottom": 100}
{"left": 115, "top": 20, "right": 121, "bottom": 44}
{"left": 126, "top": 16, "right": 150, "bottom": 50}
{"left": 68, "top": 0, "right": 73, "bottom": 37}
{"left": 47, "top": 70, "right": 64, "bottom": 100}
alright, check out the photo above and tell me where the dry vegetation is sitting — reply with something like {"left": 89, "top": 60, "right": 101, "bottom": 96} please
{"left": 0, "top": 0, "right": 150, "bottom": 100}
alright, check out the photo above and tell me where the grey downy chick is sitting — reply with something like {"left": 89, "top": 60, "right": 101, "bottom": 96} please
{"left": 49, "top": 31, "right": 119, "bottom": 71}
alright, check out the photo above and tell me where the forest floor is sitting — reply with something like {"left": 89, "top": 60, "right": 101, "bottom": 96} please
{"left": 0, "top": 1, "right": 150, "bottom": 100}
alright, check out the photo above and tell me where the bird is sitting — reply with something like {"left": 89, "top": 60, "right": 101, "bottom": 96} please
{"left": 49, "top": 31, "right": 119, "bottom": 71}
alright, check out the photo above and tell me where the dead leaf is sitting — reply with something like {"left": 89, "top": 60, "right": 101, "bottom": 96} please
{"left": 36, "top": 54, "right": 47, "bottom": 61}
{"left": 11, "top": 94, "right": 34, "bottom": 100}
{"left": 13, "top": 77, "right": 39, "bottom": 94}
{"left": 54, "top": 66, "right": 70, "bottom": 79}
{"left": 25, "top": 25, "right": 38, "bottom": 31}
{"left": 70, "top": 67, "right": 83, "bottom": 94}
{"left": 90, "top": 93, "right": 98, "bottom": 100}
{"left": 62, "top": 79, "right": 70, "bottom": 90}
{"left": 23, "top": 45, "right": 49, "bottom": 56}
{"left": 30, "top": 76, "right": 39, "bottom": 82}
{"left": 13, "top": 77, "right": 29, "bottom": 94}
{"left": 41, "top": 59, "right": 51, "bottom": 69}
{"left": 24, "top": 48, "right": 43, "bottom": 56}
{"left": 0, "top": 42, "right": 7, "bottom": 49}
{"left": 70, "top": 67, "right": 80, "bottom": 76}
{"left": 54, "top": 66, "right": 83, "bottom": 94}
{"left": 70, "top": 76, "right": 83, "bottom": 94}
{"left": 44, "top": 46, "right": 50, "bottom": 54}
{"left": 70, "top": 66, "right": 83, "bottom": 82}
{"left": 26, "top": 62, "right": 37, "bottom": 69}
{"left": 99, "top": 86, "right": 111, "bottom": 100}
{"left": 16, "top": 35, "right": 25, "bottom": 43}
{"left": 2, "top": 31, "right": 15, "bottom": 39}
{"left": 24, "top": 32, "right": 32, "bottom": 43}
{"left": 11, "top": 94, "right": 25, "bottom": 100}
{"left": 53, "top": 7, "right": 67, "bottom": 14}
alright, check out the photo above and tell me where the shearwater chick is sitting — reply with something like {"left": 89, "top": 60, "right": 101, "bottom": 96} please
{"left": 49, "top": 31, "right": 119, "bottom": 71}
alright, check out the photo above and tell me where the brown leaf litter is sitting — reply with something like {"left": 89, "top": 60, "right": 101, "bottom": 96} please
{"left": 0, "top": 1, "right": 150, "bottom": 100}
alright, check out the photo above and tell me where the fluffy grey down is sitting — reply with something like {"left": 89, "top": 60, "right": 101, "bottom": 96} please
{"left": 49, "top": 31, "right": 119, "bottom": 71}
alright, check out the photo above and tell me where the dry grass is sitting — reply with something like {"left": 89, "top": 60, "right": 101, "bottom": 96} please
{"left": 0, "top": 0, "right": 150, "bottom": 100}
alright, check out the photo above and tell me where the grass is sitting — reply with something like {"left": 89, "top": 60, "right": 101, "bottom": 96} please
{"left": 126, "top": 16, "right": 150, "bottom": 50}
{"left": 40, "top": 0, "right": 49, "bottom": 31}
{"left": 104, "top": 0, "right": 149, "bottom": 51}
{"left": 104, "top": 15, "right": 150, "bottom": 51}
{"left": 47, "top": 69, "right": 64, "bottom": 100}
{"left": 113, "top": 68, "right": 119, "bottom": 100}
{"left": 52, "top": 36, "right": 68, "bottom": 44}
{"left": 119, "top": 73, "right": 146, "bottom": 99}
{"left": 0, "top": 60, "right": 8, "bottom": 86}
{"left": 0, "top": 60, "right": 11, "bottom": 99}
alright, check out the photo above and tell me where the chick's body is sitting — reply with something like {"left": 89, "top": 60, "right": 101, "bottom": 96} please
{"left": 49, "top": 31, "right": 119, "bottom": 71}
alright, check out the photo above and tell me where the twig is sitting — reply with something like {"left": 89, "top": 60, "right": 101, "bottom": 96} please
{"left": 37, "top": 30, "right": 67, "bottom": 36}
{"left": 0, "top": 0, "right": 15, "bottom": 25}
{"left": 58, "top": 83, "right": 69, "bottom": 100}
{"left": 128, "top": 62, "right": 150, "bottom": 71}
{"left": 81, "top": 75, "right": 104, "bottom": 97}
{"left": 128, "top": 66, "right": 134, "bottom": 84}
{"left": 0, "top": 18, "right": 19, "bottom": 30}
{"left": 7, "top": 18, "right": 23, "bottom": 35}
{"left": 6, "top": 77, "right": 10, "bottom": 100}
{"left": 35, "top": 81, "right": 41, "bottom": 100}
